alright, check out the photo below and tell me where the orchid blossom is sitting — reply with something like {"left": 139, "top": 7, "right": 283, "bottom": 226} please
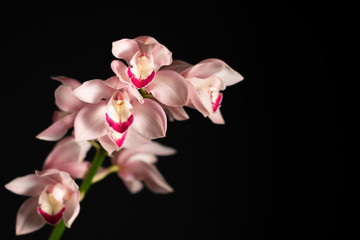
{"left": 5, "top": 170, "right": 80, "bottom": 235}
{"left": 72, "top": 77, "right": 167, "bottom": 154}
{"left": 165, "top": 58, "right": 244, "bottom": 124}
{"left": 112, "top": 36, "right": 173, "bottom": 88}
{"left": 95, "top": 141, "right": 175, "bottom": 194}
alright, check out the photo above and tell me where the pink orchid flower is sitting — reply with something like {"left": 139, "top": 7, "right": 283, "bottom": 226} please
{"left": 43, "top": 136, "right": 91, "bottom": 179}
{"left": 111, "top": 59, "right": 190, "bottom": 119}
{"left": 5, "top": 169, "right": 80, "bottom": 235}
{"left": 72, "top": 78, "right": 167, "bottom": 154}
{"left": 166, "top": 58, "right": 244, "bottom": 124}
{"left": 112, "top": 36, "right": 173, "bottom": 89}
{"left": 37, "top": 76, "right": 87, "bottom": 141}
{"left": 99, "top": 141, "right": 176, "bottom": 194}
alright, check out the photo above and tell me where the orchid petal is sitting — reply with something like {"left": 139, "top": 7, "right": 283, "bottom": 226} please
{"left": 5, "top": 174, "right": 49, "bottom": 197}
{"left": 163, "top": 105, "right": 189, "bottom": 121}
{"left": 74, "top": 101, "right": 108, "bottom": 141}
{"left": 112, "top": 38, "right": 139, "bottom": 64}
{"left": 146, "top": 70, "right": 189, "bottom": 107}
{"left": 51, "top": 76, "right": 81, "bottom": 89}
{"left": 110, "top": 60, "right": 131, "bottom": 84}
{"left": 16, "top": 197, "right": 45, "bottom": 235}
{"left": 187, "top": 82, "right": 211, "bottom": 117}
{"left": 122, "top": 128, "right": 151, "bottom": 148}
{"left": 200, "top": 58, "right": 244, "bottom": 86}
{"left": 181, "top": 61, "right": 225, "bottom": 79}
{"left": 123, "top": 179, "right": 144, "bottom": 194}
{"left": 55, "top": 85, "right": 86, "bottom": 112}
{"left": 161, "top": 59, "right": 192, "bottom": 74}
{"left": 63, "top": 192, "right": 80, "bottom": 227}
{"left": 187, "top": 75, "right": 225, "bottom": 92}
{"left": 98, "top": 133, "right": 120, "bottom": 154}
{"left": 209, "top": 109, "right": 225, "bottom": 124}
{"left": 132, "top": 99, "right": 167, "bottom": 139}
{"left": 134, "top": 36, "right": 158, "bottom": 52}
{"left": 115, "top": 141, "right": 176, "bottom": 166}
{"left": 43, "top": 136, "right": 91, "bottom": 170}
{"left": 36, "top": 112, "right": 76, "bottom": 141}
{"left": 151, "top": 43, "right": 173, "bottom": 71}
{"left": 72, "top": 80, "right": 115, "bottom": 103}
{"left": 124, "top": 161, "right": 173, "bottom": 194}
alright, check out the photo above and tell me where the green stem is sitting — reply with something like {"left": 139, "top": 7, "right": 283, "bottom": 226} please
{"left": 139, "top": 88, "right": 154, "bottom": 98}
{"left": 48, "top": 146, "right": 107, "bottom": 240}
{"left": 48, "top": 220, "right": 66, "bottom": 240}
{"left": 79, "top": 147, "right": 107, "bottom": 199}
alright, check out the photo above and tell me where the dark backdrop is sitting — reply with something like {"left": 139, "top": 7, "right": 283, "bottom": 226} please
{"left": 2, "top": 1, "right": 340, "bottom": 239}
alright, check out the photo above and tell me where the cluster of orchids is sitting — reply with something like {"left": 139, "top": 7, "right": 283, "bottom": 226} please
{"left": 5, "top": 36, "right": 243, "bottom": 239}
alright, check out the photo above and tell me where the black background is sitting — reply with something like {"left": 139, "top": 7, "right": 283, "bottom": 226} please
{"left": 2, "top": 1, "right": 341, "bottom": 239}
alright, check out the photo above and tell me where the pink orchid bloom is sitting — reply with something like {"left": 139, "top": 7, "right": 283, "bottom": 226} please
{"left": 112, "top": 36, "right": 173, "bottom": 89}
{"left": 111, "top": 59, "right": 190, "bottom": 120}
{"left": 37, "top": 76, "right": 87, "bottom": 141}
{"left": 5, "top": 169, "right": 80, "bottom": 235}
{"left": 166, "top": 58, "right": 244, "bottom": 124}
{"left": 111, "top": 141, "right": 176, "bottom": 194}
{"left": 43, "top": 136, "right": 91, "bottom": 179}
{"left": 72, "top": 77, "right": 167, "bottom": 154}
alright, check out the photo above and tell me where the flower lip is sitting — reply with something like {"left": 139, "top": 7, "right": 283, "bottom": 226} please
{"left": 38, "top": 206, "right": 65, "bottom": 225}
{"left": 127, "top": 67, "right": 155, "bottom": 88}
{"left": 106, "top": 113, "right": 134, "bottom": 133}
{"left": 211, "top": 91, "right": 223, "bottom": 113}
{"left": 106, "top": 91, "right": 134, "bottom": 133}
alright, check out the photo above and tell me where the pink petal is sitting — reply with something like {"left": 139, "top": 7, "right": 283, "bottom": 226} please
{"left": 115, "top": 141, "right": 175, "bottom": 166}
{"left": 74, "top": 101, "right": 108, "bottom": 141}
{"left": 123, "top": 161, "right": 173, "bottom": 194}
{"left": 146, "top": 70, "right": 189, "bottom": 107}
{"left": 151, "top": 43, "right": 173, "bottom": 71}
{"left": 43, "top": 136, "right": 90, "bottom": 171}
{"left": 110, "top": 60, "right": 131, "bottom": 84}
{"left": 122, "top": 128, "right": 151, "bottom": 148}
{"left": 112, "top": 38, "right": 139, "bottom": 64}
{"left": 5, "top": 174, "right": 49, "bottom": 197}
{"left": 55, "top": 85, "right": 86, "bottom": 112}
{"left": 123, "top": 179, "right": 144, "bottom": 194}
{"left": 162, "top": 105, "right": 189, "bottom": 121}
{"left": 209, "top": 108, "right": 225, "bottom": 124}
{"left": 132, "top": 99, "right": 167, "bottom": 139}
{"left": 187, "top": 75, "right": 225, "bottom": 91}
{"left": 16, "top": 197, "right": 46, "bottom": 235}
{"left": 134, "top": 36, "right": 158, "bottom": 53}
{"left": 161, "top": 59, "right": 192, "bottom": 73}
{"left": 52, "top": 162, "right": 90, "bottom": 179}
{"left": 200, "top": 58, "right": 244, "bottom": 86}
{"left": 181, "top": 61, "right": 225, "bottom": 79}
{"left": 187, "top": 82, "right": 211, "bottom": 117}
{"left": 72, "top": 79, "right": 115, "bottom": 104}
{"left": 36, "top": 113, "right": 76, "bottom": 141}
{"left": 51, "top": 76, "right": 81, "bottom": 89}
{"left": 98, "top": 133, "right": 120, "bottom": 155}
{"left": 63, "top": 192, "right": 80, "bottom": 227}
